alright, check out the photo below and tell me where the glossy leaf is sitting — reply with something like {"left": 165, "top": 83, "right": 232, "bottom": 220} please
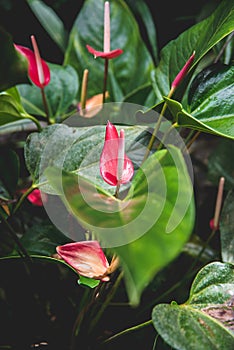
{"left": 45, "top": 145, "right": 195, "bottom": 305}
{"left": 220, "top": 190, "right": 234, "bottom": 264}
{"left": 26, "top": 0, "right": 68, "bottom": 52}
{"left": 164, "top": 64, "right": 234, "bottom": 139}
{"left": 64, "top": 0, "right": 154, "bottom": 101}
{"left": 125, "top": 0, "right": 158, "bottom": 64}
{"left": 152, "top": 262, "right": 234, "bottom": 350}
{"left": 151, "top": 0, "right": 234, "bottom": 103}
{"left": 0, "top": 27, "right": 28, "bottom": 91}
{"left": 17, "top": 63, "right": 79, "bottom": 119}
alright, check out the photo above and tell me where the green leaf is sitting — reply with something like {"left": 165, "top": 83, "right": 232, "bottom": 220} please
{"left": 125, "top": 0, "right": 158, "bottom": 64}
{"left": 220, "top": 190, "right": 234, "bottom": 264}
{"left": 45, "top": 145, "right": 195, "bottom": 305}
{"left": 152, "top": 262, "right": 234, "bottom": 350}
{"left": 64, "top": 0, "right": 154, "bottom": 101}
{"left": 164, "top": 64, "right": 234, "bottom": 139}
{"left": 0, "top": 90, "right": 27, "bottom": 126}
{"left": 24, "top": 123, "right": 147, "bottom": 193}
{"left": 26, "top": 0, "right": 68, "bottom": 52}
{"left": 0, "top": 87, "right": 41, "bottom": 130}
{"left": 17, "top": 63, "right": 79, "bottom": 119}
{"left": 78, "top": 275, "right": 100, "bottom": 288}
{"left": 20, "top": 221, "right": 72, "bottom": 256}
{"left": 0, "top": 27, "right": 28, "bottom": 91}
{"left": 208, "top": 139, "right": 234, "bottom": 189}
{"left": 152, "top": 0, "right": 234, "bottom": 103}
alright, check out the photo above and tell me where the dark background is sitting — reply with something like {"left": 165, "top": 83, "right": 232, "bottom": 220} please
{"left": 0, "top": 0, "right": 221, "bottom": 64}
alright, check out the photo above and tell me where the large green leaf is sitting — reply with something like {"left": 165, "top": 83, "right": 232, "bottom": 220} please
{"left": 17, "top": 63, "right": 79, "bottom": 120}
{"left": 64, "top": 0, "right": 154, "bottom": 101}
{"left": 151, "top": 0, "right": 234, "bottom": 103}
{"left": 152, "top": 262, "right": 234, "bottom": 350}
{"left": 220, "top": 190, "right": 234, "bottom": 264}
{"left": 164, "top": 64, "right": 234, "bottom": 139}
{"left": 24, "top": 123, "right": 147, "bottom": 193}
{"left": 125, "top": 0, "right": 158, "bottom": 64}
{"left": 0, "top": 27, "right": 28, "bottom": 91}
{"left": 45, "top": 145, "right": 195, "bottom": 305}
{"left": 26, "top": 0, "right": 68, "bottom": 52}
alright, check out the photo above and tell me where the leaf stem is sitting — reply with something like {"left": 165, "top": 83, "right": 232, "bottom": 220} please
{"left": 25, "top": 114, "right": 42, "bottom": 132}
{"left": 89, "top": 271, "right": 124, "bottom": 333}
{"left": 103, "top": 319, "right": 153, "bottom": 343}
{"left": 142, "top": 87, "right": 175, "bottom": 164}
{"left": 103, "top": 58, "right": 109, "bottom": 104}
{"left": 0, "top": 210, "right": 30, "bottom": 259}
{"left": 13, "top": 184, "right": 36, "bottom": 214}
{"left": 41, "top": 87, "right": 51, "bottom": 124}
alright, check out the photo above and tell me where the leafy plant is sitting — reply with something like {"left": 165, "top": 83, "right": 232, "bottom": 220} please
{"left": 0, "top": 0, "right": 233, "bottom": 349}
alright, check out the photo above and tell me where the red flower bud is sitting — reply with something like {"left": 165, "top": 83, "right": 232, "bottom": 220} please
{"left": 171, "top": 51, "right": 195, "bottom": 89}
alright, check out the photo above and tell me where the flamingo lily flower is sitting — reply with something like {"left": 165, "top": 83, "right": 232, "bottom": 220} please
{"left": 14, "top": 35, "right": 50, "bottom": 88}
{"left": 86, "top": 2, "right": 123, "bottom": 60}
{"left": 56, "top": 241, "right": 118, "bottom": 281}
{"left": 100, "top": 121, "right": 134, "bottom": 186}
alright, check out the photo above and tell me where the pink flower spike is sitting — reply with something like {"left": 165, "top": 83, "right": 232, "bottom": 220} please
{"left": 171, "top": 51, "right": 195, "bottom": 89}
{"left": 100, "top": 121, "right": 134, "bottom": 186}
{"left": 56, "top": 241, "right": 110, "bottom": 281}
{"left": 14, "top": 40, "right": 50, "bottom": 88}
{"left": 86, "top": 45, "right": 123, "bottom": 59}
{"left": 27, "top": 189, "right": 43, "bottom": 206}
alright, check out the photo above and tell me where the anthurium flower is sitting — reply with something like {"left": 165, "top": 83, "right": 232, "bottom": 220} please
{"left": 100, "top": 121, "right": 134, "bottom": 186}
{"left": 14, "top": 35, "right": 50, "bottom": 88}
{"left": 86, "top": 2, "right": 123, "bottom": 60}
{"left": 86, "top": 45, "right": 123, "bottom": 59}
{"left": 56, "top": 241, "right": 117, "bottom": 281}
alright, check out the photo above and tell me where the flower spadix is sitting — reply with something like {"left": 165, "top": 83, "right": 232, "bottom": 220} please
{"left": 100, "top": 121, "right": 134, "bottom": 186}
{"left": 56, "top": 241, "right": 117, "bottom": 282}
{"left": 14, "top": 35, "right": 50, "bottom": 88}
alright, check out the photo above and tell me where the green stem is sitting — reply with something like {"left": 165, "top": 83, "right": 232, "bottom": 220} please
{"left": 157, "top": 122, "right": 178, "bottom": 151}
{"left": 104, "top": 319, "right": 153, "bottom": 344}
{"left": 103, "top": 59, "right": 109, "bottom": 105}
{"left": 41, "top": 87, "right": 51, "bottom": 124}
{"left": 13, "top": 184, "right": 36, "bottom": 214}
{"left": 186, "top": 228, "right": 217, "bottom": 275}
{"left": 88, "top": 271, "right": 124, "bottom": 333}
{"left": 0, "top": 210, "right": 30, "bottom": 259}
{"left": 25, "top": 114, "right": 42, "bottom": 132}
{"left": 142, "top": 87, "right": 175, "bottom": 164}
{"left": 186, "top": 130, "right": 201, "bottom": 150}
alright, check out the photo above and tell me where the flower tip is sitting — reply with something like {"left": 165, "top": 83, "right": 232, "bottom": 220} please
{"left": 171, "top": 51, "right": 196, "bottom": 89}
